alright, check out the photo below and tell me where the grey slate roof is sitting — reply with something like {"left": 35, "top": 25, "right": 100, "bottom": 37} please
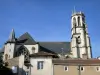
{"left": 15, "top": 45, "right": 22, "bottom": 53}
{"left": 1, "top": 32, "right": 71, "bottom": 55}
{"left": 29, "top": 51, "right": 58, "bottom": 58}
{"left": 38, "top": 42, "right": 71, "bottom": 54}
{"left": 17, "top": 32, "right": 36, "bottom": 45}
{"left": 39, "top": 46, "right": 57, "bottom": 54}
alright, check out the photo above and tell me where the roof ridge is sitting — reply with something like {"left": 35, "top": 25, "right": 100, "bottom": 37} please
{"left": 18, "top": 32, "right": 35, "bottom": 40}
{"left": 38, "top": 41, "right": 70, "bottom": 43}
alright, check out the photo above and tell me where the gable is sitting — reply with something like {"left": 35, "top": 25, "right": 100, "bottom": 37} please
{"left": 17, "top": 32, "right": 36, "bottom": 45}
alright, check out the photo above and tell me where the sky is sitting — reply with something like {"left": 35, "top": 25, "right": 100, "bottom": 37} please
{"left": 0, "top": 0, "right": 100, "bottom": 58}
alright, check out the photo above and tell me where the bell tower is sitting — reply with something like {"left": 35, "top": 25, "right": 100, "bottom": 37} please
{"left": 3, "top": 29, "right": 16, "bottom": 61}
{"left": 71, "top": 11, "right": 92, "bottom": 58}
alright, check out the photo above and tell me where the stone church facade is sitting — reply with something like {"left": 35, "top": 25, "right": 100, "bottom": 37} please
{"left": 0, "top": 11, "right": 100, "bottom": 75}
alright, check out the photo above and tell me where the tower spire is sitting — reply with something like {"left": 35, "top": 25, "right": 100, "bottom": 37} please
{"left": 8, "top": 29, "right": 15, "bottom": 42}
{"left": 72, "top": 6, "right": 76, "bottom": 14}
{"left": 74, "top": 6, "right": 76, "bottom": 13}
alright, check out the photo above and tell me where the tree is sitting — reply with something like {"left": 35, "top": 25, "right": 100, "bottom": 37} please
{"left": 0, "top": 52, "right": 3, "bottom": 68}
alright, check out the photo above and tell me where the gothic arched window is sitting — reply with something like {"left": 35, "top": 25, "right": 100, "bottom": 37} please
{"left": 5, "top": 54, "right": 8, "bottom": 60}
{"left": 77, "top": 36, "right": 81, "bottom": 44}
{"left": 78, "top": 17, "right": 81, "bottom": 26}
{"left": 73, "top": 17, "right": 76, "bottom": 27}
{"left": 16, "top": 46, "right": 29, "bottom": 61}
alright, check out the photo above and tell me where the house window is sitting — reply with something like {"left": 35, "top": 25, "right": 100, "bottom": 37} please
{"left": 37, "top": 61, "right": 44, "bottom": 70}
{"left": 80, "top": 67, "right": 84, "bottom": 71}
{"left": 26, "top": 71, "right": 29, "bottom": 75}
{"left": 64, "top": 66, "right": 68, "bottom": 71}
{"left": 96, "top": 67, "right": 100, "bottom": 72}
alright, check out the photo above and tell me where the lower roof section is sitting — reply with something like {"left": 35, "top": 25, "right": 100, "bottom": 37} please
{"left": 38, "top": 42, "right": 71, "bottom": 54}
{"left": 52, "top": 58, "right": 100, "bottom": 66}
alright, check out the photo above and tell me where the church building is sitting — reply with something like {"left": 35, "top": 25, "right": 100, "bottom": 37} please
{"left": 0, "top": 11, "right": 100, "bottom": 75}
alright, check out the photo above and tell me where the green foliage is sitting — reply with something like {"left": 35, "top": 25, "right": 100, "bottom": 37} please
{"left": 0, "top": 52, "right": 3, "bottom": 68}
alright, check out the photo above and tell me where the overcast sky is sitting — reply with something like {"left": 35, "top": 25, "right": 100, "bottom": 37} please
{"left": 0, "top": 0, "right": 100, "bottom": 57}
